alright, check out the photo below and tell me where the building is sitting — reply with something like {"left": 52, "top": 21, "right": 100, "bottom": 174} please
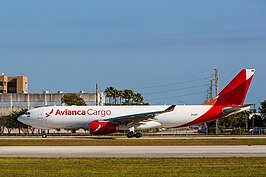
{"left": 0, "top": 75, "right": 105, "bottom": 115}
{"left": 0, "top": 92, "right": 105, "bottom": 115}
{"left": 0, "top": 75, "right": 28, "bottom": 94}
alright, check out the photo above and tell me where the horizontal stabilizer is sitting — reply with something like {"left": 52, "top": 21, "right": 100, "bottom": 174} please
{"left": 222, "top": 104, "right": 253, "bottom": 115}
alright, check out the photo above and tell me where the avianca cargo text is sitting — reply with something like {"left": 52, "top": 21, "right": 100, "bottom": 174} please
{"left": 49, "top": 109, "right": 112, "bottom": 117}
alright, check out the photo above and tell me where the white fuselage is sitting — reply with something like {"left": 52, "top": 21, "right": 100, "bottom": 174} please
{"left": 18, "top": 105, "right": 212, "bottom": 130}
{"left": 17, "top": 69, "right": 255, "bottom": 133}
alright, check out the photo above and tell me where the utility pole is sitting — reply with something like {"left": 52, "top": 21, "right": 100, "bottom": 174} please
{"left": 96, "top": 83, "right": 99, "bottom": 106}
{"left": 205, "top": 77, "right": 213, "bottom": 135}
{"left": 215, "top": 69, "right": 219, "bottom": 135}
{"left": 209, "top": 80, "right": 213, "bottom": 102}
{"left": 205, "top": 78, "right": 213, "bottom": 103}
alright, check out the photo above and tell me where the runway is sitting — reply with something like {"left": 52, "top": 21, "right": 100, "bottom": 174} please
{"left": 1, "top": 146, "right": 266, "bottom": 158}
{"left": 1, "top": 136, "right": 266, "bottom": 140}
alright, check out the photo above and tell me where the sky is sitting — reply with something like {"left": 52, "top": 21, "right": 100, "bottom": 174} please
{"left": 0, "top": 0, "right": 265, "bottom": 106}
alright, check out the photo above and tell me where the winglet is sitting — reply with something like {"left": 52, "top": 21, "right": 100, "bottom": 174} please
{"left": 164, "top": 105, "right": 176, "bottom": 113}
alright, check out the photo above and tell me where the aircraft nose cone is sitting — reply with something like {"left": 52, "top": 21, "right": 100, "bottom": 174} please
{"left": 17, "top": 115, "right": 25, "bottom": 123}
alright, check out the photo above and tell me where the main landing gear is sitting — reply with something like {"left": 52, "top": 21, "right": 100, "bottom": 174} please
{"left": 41, "top": 130, "right": 47, "bottom": 138}
{"left": 127, "top": 131, "right": 142, "bottom": 138}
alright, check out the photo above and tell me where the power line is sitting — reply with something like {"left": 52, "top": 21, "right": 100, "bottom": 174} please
{"left": 100, "top": 69, "right": 213, "bottom": 87}
{"left": 142, "top": 84, "right": 206, "bottom": 95}
{"left": 133, "top": 77, "right": 211, "bottom": 90}
{"left": 145, "top": 91, "right": 206, "bottom": 102}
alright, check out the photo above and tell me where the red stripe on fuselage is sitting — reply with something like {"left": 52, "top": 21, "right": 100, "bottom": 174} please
{"left": 175, "top": 106, "right": 225, "bottom": 128}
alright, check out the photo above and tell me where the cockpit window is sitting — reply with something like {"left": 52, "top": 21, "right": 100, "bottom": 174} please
{"left": 25, "top": 112, "right": 31, "bottom": 117}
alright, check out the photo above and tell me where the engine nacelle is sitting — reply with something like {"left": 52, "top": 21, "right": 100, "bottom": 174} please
{"left": 136, "top": 121, "right": 161, "bottom": 130}
{"left": 90, "top": 121, "right": 117, "bottom": 135}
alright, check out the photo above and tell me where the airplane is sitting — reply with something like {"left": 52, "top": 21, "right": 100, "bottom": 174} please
{"left": 18, "top": 69, "right": 255, "bottom": 138}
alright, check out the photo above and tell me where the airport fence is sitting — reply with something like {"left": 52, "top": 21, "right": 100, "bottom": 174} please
{"left": 0, "top": 126, "right": 265, "bottom": 137}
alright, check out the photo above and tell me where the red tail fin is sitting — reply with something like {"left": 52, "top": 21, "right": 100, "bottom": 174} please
{"left": 204, "top": 69, "right": 255, "bottom": 106}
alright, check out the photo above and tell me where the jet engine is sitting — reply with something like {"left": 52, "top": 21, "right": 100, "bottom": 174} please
{"left": 89, "top": 121, "right": 117, "bottom": 135}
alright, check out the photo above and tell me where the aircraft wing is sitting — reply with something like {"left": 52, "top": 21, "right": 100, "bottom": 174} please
{"left": 222, "top": 104, "right": 253, "bottom": 115}
{"left": 104, "top": 105, "right": 175, "bottom": 125}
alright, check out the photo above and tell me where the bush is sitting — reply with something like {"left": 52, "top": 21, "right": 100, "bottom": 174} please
{"left": 232, "top": 128, "right": 245, "bottom": 135}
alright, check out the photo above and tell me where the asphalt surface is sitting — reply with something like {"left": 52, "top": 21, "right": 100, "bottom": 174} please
{"left": 1, "top": 146, "right": 266, "bottom": 158}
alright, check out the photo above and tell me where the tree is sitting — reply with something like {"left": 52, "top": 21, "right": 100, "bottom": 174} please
{"left": 113, "top": 88, "right": 119, "bottom": 105}
{"left": 251, "top": 115, "right": 265, "bottom": 127}
{"left": 117, "top": 90, "right": 124, "bottom": 105}
{"left": 133, "top": 93, "right": 144, "bottom": 105}
{"left": 5, "top": 109, "right": 28, "bottom": 134}
{"left": 218, "top": 112, "right": 249, "bottom": 129}
{"left": 104, "top": 87, "right": 111, "bottom": 104}
{"left": 0, "top": 115, "right": 9, "bottom": 134}
{"left": 258, "top": 100, "right": 266, "bottom": 126}
{"left": 0, "top": 115, "right": 8, "bottom": 127}
{"left": 61, "top": 94, "right": 87, "bottom": 106}
{"left": 104, "top": 87, "right": 146, "bottom": 105}
{"left": 259, "top": 100, "right": 266, "bottom": 119}
{"left": 123, "top": 89, "right": 134, "bottom": 105}
{"left": 104, "top": 87, "right": 116, "bottom": 104}
{"left": 206, "top": 112, "right": 249, "bottom": 134}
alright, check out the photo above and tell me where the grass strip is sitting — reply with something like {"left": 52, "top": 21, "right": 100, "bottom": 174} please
{"left": 0, "top": 158, "right": 265, "bottom": 177}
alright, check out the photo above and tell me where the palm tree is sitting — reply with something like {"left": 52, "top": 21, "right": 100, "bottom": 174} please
{"left": 113, "top": 88, "right": 119, "bottom": 105}
{"left": 104, "top": 87, "right": 110, "bottom": 104}
{"left": 117, "top": 90, "right": 124, "bottom": 105}
{"left": 133, "top": 93, "right": 144, "bottom": 105}
{"left": 104, "top": 87, "right": 114, "bottom": 104}
{"left": 123, "top": 89, "right": 134, "bottom": 105}
{"left": 105, "top": 87, "right": 146, "bottom": 105}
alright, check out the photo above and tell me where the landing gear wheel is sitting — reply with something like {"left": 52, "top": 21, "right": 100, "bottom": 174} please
{"left": 127, "top": 131, "right": 134, "bottom": 138}
{"left": 42, "top": 134, "right": 47, "bottom": 138}
{"left": 135, "top": 132, "right": 142, "bottom": 138}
